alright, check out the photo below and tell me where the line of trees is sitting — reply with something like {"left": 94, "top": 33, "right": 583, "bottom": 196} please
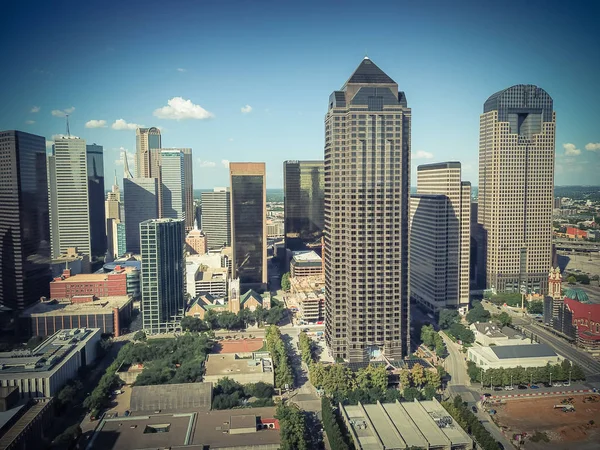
{"left": 466, "top": 360, "right": 586, "bottom": 386}
{"left": 265, "top": 325, "right": 294, "bottom": 389}
{"left": 281, "top": 272, "right": 291, "bottom": 291}
{"left": 442, "top": 396, "right": 501, "bottom": 450}
{"left": 321, "top": 397, "right": 353, "bottom": 450}
{"left": 212, "top": 377, "right": 275, "bottom": 409}
{"left": 298, "top": 331, "right": 317, "bottom": 365}
{"left": 466, "top": 301, "right": 491, "bottom": 324}
{"left": 180, "top": 301, "right": 286, "bottom": 332}
{"left": 276, "top": 402, "right": 309, "bottom": 450}
{"left": 420, "top": 325, "right": 447, "bottom": 356}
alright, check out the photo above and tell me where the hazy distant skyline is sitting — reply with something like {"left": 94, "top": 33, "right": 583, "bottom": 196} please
{"left": 2, "top": 0, "right": 599, "bottom": 188}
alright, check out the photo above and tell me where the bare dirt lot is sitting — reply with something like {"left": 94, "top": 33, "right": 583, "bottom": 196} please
{"left": 492, "top": 395, "right": 600, "bottom": 449}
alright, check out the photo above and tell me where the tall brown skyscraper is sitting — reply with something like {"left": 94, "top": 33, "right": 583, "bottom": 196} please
{"left": 324, "top": 58, "right": 411, "bottom": 362}
{"left": 479, "top": 85, "right": 555, "bottom": 294}
{"left": 230, "top": 162, "right": 267, "bottom": 292}
{"left": 135, "top": 127, "right": 161, "bottom": 178}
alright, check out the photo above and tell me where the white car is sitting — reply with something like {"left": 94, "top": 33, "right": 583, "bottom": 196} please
{"left": 504, "top": 386, "right": 514, "bottom": 390}
{"left": 553, "top": 383, "right": 563, "bottom": 387}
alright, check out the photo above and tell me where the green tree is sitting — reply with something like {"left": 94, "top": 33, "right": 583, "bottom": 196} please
{"left": 410, "top": 363, "right": 427, "bottom": 388}
{"left": 399, "top": 369, "right": 412, "bottom": 388}
{"left": 403, "top": 387, "right": 422, "bottom": 401}
{"left": 467, "top": 361, "right": 480, "bottom": 383}
{"left": 281, "top": 272, "right": 291, "bottom": 291}
{"left": 321, "top": 398, "right": 351, "bottom": 450}
{"left": 276, "top": 403, "right": 308, "bottom": 450}
{"left": 493, "top": 312, "right": 512, "bottom": 327}
{"left": 52, "top": 424, "right": 82, "bottom": 446}
{"left": 466, "top": 304, "right": 491, "bottom": 324}
{"left": 527, "top": 301, "right": 544, "bottom": 315}
{"left": 567, "top": 275, "right": 577, "bottom": 285}
{"left": 422, "top": 384, "right": 437, "bottom": 400}
{"left": 420, "top": 324, "right": 435, "bottom": 348}
{"left": 133, "top": 330, "right": 146, "bottom": 341}
{"left": 426, "top": 369, "right": 441, "bottom": 389}
{"left": 438, "top": 309, "right": 460, "bottom": 329}
{"left": 180, "top": 316, "right": 208, "bottom": 332}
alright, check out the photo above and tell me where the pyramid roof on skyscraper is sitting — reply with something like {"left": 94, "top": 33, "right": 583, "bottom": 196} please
{"left": 344, "top": 57, "right": 396, "bottom": 85}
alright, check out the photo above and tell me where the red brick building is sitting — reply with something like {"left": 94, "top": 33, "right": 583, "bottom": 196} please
{"left": 564, "top": 296, "right": 600, "bottom": 352}
{"left": 50, "top": 268, "right": 127, "bottom": 299}
{"left": 566, "top": 226, "right": 587, "bottom": 239}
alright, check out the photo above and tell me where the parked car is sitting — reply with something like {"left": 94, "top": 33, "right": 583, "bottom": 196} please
{"left": 483, "top": 393, "right": 492, "bottom": 397}
{"left": 124, "top": 410, "right": 130, "bottom": 417}
{"left": 472, "top": 406, "right": 478, "bottom": 413}
{"left": 530, "top": 385, "right": 540, "bottom": 389}
{"left": 563, "top": 382, "right": 571, "bottom": 387}
{"left": 493, "top": 387, "right": 502, "bottom": 391}
{"left": 504, "top": 386, "right": 514, "bottom": 391}
{"left": 553, "top": 383, "right": 563, "bottom": 387}
{"left": 517, "top": 385, "right": 527, "bottom": 390}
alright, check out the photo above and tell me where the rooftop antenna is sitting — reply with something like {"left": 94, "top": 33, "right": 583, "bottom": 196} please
{"left": 65, "top": 114, "right": 71, "bottom": 137}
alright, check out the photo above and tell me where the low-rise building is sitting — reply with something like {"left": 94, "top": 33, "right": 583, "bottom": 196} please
{"left": 467, "top": 343, "right": 561, "bottom": 370}
{"left": 186, "top": 221, "right": 207, "bottom": 255}
{"left": 195, "top": 268, "right": 228, "bottom": 298}
{"left": 50, "top": 247, "right": 90, "bottom": 277}
{"left": 289, "top": 276, "right": 325, "bottom": 322}
{"left": 290, "top": 250, "right": 323, "bottom": 277}
{"left": 185, "top": 284, "right": 270, "bottom": 319}
{"left": 88, "top": 407, "right": 280, "bottom": 450}
{"left": 204, "top": 353, "right": 274, "bottom": 386}
{"left": 0, "top": 395, "right": 54, "bottom": 450}
{"left": 0, "top": 328, "right": 100, "bottom": 398}
{"left": 340, "top": 399, "right": 473, "bottom": 450}
{"left": 470, "top": 322, "right": 528, "bottom": 346}
{"left": 50, "top": 268, "right": 128, "bottom": 299}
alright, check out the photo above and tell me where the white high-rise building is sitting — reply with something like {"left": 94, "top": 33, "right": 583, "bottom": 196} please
{"left": 201, "top": 188, "right": 231, "bottom": 249}
{"left": 48, "top": 137, "right": 91, "bottom": 260}
{"left": 410, "top": 162, "right": 471, "bottom": 311}
{"left": 160, "top": 149, "right": 185, "bottom": 221}
{"left": 479, "top": 85, "right": 555, "bottom": 294}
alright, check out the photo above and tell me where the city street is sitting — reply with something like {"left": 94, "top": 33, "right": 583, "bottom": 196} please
{"left": 440, "top": 331, "right": 470, "bottom": 386}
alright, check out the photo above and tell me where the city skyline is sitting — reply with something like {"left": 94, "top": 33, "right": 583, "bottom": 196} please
{"left": 1, "top": 0, "right": 598, "bottom": 189}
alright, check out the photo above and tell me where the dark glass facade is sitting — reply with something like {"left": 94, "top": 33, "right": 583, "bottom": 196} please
{"left": 283, "top": 160, "right": 324, "bottom": 253}
{"left": 86, "top": 144, "right": 106, "bottom": 257}
{"left": 231, "top": 169, "right": 265, "bottom": 289}
{"left": 0, "top": 130, "right": 50, "bottom": 310}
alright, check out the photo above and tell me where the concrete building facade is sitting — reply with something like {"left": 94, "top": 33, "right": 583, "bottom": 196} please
{"left": 48, "top": 137, "right": 91, "bottom": 260}
{"left": 160, "top": 149, "right": 186, "bottom": 221}
{"left": 135, "top": 127, "right": 161, "bottom": 178}
{"left": 410, "top": 162, "right": 471, "bottom": 311}
{"left": 324, "top": 58, "right": 411, "bottom": 362}
{"left": 140, "top": 219, "right": 185, "bottom": 333}
{"left": 230, "top": 163, "right": 267, "bottom": 291}
{"left": 201, "top": 188, "right": 231, "bottom": 249}
{"left": 0, "top": 130, "right": 51, "bottom": 310}
{"left": 479, "top": 85, "right": 555, "bottom": 293}
{"left": 123, "top": 177, "right": 159, "bottom": 253}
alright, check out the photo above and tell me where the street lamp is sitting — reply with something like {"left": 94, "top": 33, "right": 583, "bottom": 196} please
{"left": 511, "top": 374, "right": 513, "bottom": 388}
{"left": 490, "top": 376, "right": 493, "bottom": 390}
{"left": 520, "top": 282, "right": 527, "bottom": 312}
{"left": 480, "top": 369, "right": 484, "bottom": 387}
{"left": 569, "top": 369, "right": 572, "bottom": 385}
{"left": 550, "top": 372, "right": 553, "bottom": 386}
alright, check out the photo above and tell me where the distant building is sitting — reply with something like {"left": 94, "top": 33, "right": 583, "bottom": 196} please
{"left": 123, "top": 177, "right": 159, "bottom": 253}
{"left": 135, "top": 127, "right": 161, "bottom": 178}
{"left": 186, "top": 220, "right": 207, "bottom": 255}
{"left": 566, "top": 226, "right": 587, "bottom": 239}
{"left": 266, "top": 220, "right": 284, "bottom": 238}
{"left": 105, "top": 172, "right": 121, "bottom": 222}
{"left": 230, "top": 163, "right": 267, "bottom": 291}
{"left": 467, "top": 343, "right": 561, "bottom": 370}
{"left": 290, "top": 276, "right": 325, "bottom": 323}
{"left": 204, "top": 353, "right": 274, "bottom": 386}
{"left": 201, "top": 188, "right": 231, "bottom": 249}
{"left": 106, "top": 218, "right": 126, "bottom": 259}
{"left": 20, "top": 294, "right": 133, "bottom": 337}
{"left": 290, "top": 251, "right": 323, "bottom": 278}
{"left": 86, "top": 144, "right": 106, "bottom": 257}
{"left": 186, "top": 284, "right": 270, "bottom": 320}
{"left": 563, "top": 291, "right": 600, "bottom": 353}
{"left": 410, "top": 162, "right": 471, "bottom": 311}
{"left": 160, "top": 149, "right": 186, "bottom": 220}
{"left": 340, "top": 399, "right": 473, "bottom": 450}
{"left": 48, "top": 136, "right": 91, "bottom": 260}
{"left": 0, "top": 130, "right": 51, "bottom": 310}
{"left": 283, "top": 160, "right": 324, "bottom": 252}
{"left": 195, "top": 268, "right": 228, "bottom": 298}
{"left": 140, "top": 219, "right": 185, "bottom": 333}
{"left": 49, "top": 268, "right": 128, "bottom": 299}
{"left": 50, "top": 247, "right": 90, "bottom": 277}
{"left": 0, "top": 328, "right": 101, "bottom": 398}
{"left": 478, "top": 85, "right": 555, "bottom": 293}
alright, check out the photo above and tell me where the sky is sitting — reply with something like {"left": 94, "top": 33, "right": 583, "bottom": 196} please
{"left": 1, "top": 0, "right": 599, "bottom": 188}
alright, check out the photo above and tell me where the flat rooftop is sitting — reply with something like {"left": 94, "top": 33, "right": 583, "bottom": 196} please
{"left": 292, "top": 250, "right": 322, "bottom": 264}
{"left": 0, "top": 328, "right": 100, "bottom": 375}
{"left": 130, "top": 382, "right": 212, "bottom": 413}
{"left": 51, "top": 273, "right": 115, "bottom": 283}
{"left": 341, "top": 400, "right": 472, "bottom": 450}
{"left": 196, "top": 268, "right": 228, "bottom": 281}
{"left": 205, "top": 353, "right": 272, "bottom": 377}
{"left": 87, "top": 407, "right": 281, "bottom": 450}
{"left": 22, "top": 296, "right": 132, "bottom": 316}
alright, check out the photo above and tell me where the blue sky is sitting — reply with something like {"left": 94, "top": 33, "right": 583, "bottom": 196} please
{"left": 1, "top": 0, "right": 599, "bottom": 188}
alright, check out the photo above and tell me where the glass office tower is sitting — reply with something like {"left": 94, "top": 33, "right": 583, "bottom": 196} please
{"left": 86, "top": 144, "right": 106, "bottom": 257}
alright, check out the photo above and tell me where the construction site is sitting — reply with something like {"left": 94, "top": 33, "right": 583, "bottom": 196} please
{"left": 490, "top": 394, "right": 600, "bottom": 449}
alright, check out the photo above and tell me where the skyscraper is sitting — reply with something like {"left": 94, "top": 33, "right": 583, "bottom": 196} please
{"left": 230, "top": 163, "right": 267, "bottom": 291}
{"left": 105, "top": 172, "right": 121, "bottom": 222}
{"left": 160, "top": 149, "right": 186, "bottom": 220}
{"left": 324, "top": 58, "right": 411, "bottom": 362}
{"left": 86, "top": 144, "right": 106, "bottom": 257}
{"left": 182, "top": 148, "right": 194, "bottom": 232}
{"left": 135, "top": 127, "right": 161, "bottom": 178}
{"left": 140, "top": 218, "right": 185, "bottom": 334}
{"left": 479, "top": 85, "right": 555, "bottom": 293}
{"left": 48, "top": 136, "right": 91, "bottom": 260}
{"left": 0, "top": 130, "right": 50, "bottom": 310}
{"left": 123, "top": 178, "right": 159, "bottom": 254}
{"left": 201, "top": 188, "right": 231, "bottom": 249}
{"left": 410, "top": 162, "right": 471, "bottom": 311}
{"left": 283, "top": 160, "right": 324, "bottom": 253}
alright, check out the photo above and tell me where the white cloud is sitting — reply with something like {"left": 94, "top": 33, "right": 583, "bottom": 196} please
{"left": 30, "top": 106, "right": 40, "bottom": 113}
{"left": 221, "top": 159, "right": 230, "bottom": 168}
{"left": 228, "top": 138, "right": 234, "bottom": 142}
{"left": 413, "top": 150, "right": 434, "bottom": 159}
{"left": 177, "top": 68, "right": 186, "bottom": 72}
{"left": 111, "top": 119, "right": 143, "bottom": 130}
{"left": 197, "top": 159, "right": 216, "bottom": 168}
{"left": 585, "top": 142, "right": 600, "bottom": 152}
{"left": 85, "top": 119, "right": 107, "bottom": 128}
{"left": 241, "top": 105, "right": 253, "bottom": 114}
{"left": 115, "top": 147, "right": 135, "bottom": 167}
{"left": 25, "top": 120, "right": 35, "bottom": 125}
{"left": 563, "top": 143, "right": 581, "bottom": 156}
{"left": 51, "top": 107, "right": 75, "bottom": 117}
{"left": 153, "top": 97, "right": 214, "bottom": 120}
